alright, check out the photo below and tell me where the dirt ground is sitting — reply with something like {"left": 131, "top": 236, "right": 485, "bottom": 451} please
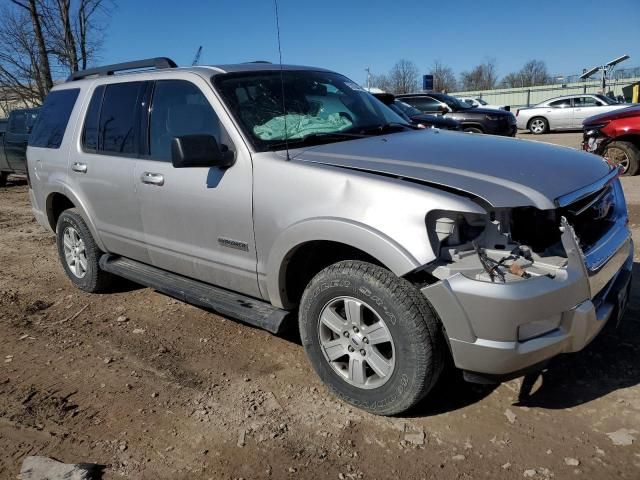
{"left": 2, "top": 135, "right": 640, "bottom": 479}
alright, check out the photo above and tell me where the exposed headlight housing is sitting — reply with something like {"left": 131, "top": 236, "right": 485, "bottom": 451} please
{"left": 584, "top": 122, "right": 608, "bottom": 137}
{"left": 426, "top": 210, "right": 487, "bottom": 255}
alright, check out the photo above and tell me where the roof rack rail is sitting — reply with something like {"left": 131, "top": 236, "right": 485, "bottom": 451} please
{"left": 67, "top": 57, "right": 177, "bottom": 82}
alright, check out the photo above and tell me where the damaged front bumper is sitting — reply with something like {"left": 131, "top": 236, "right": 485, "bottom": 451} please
{"left": 422, "top": 181, "right": 633, "bottom": 379}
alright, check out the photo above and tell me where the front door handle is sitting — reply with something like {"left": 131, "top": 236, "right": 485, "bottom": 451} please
{"left": 72, "top": 162, "right": 87, "bottom": 173}
{"left": 141, "top": 172, "right": 164, "bottom": 186}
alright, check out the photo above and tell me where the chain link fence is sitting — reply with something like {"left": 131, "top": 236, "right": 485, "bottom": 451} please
{"left": 452, "top": 67, "right": 640, "bottom": 108}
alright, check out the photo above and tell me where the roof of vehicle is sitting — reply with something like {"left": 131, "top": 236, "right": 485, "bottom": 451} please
{"left": 397, "top": 92, "right": 450, "bottom": 99}
{"left": 535, "top": 93, "right": 600, "bottom": 105}
{"left": 208, "top": 63, "right": 333, "bottom": 75}
{"left": 63, "top": 57, "right": 335, "bottom": 86}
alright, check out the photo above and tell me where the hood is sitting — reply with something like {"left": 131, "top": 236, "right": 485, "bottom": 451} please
{"left": 454, "top": 106, "right": 510, "bottom": 116}
{"left": 584, "top": 104, "right": 640, "bottom": 126}
{"left": 293, "top": 129, "right": 611, "bottom": 210}
{"left": 410, "top": 114, "right": 459, "bottom": 128}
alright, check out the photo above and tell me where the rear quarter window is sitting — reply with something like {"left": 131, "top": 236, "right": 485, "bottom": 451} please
{"left": 29, "top": 89, "right": 79, "bottom": 148}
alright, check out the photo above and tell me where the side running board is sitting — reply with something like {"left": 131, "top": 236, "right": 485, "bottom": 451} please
{"left": 99, "top": 254, "right": 289, "bottom": 334}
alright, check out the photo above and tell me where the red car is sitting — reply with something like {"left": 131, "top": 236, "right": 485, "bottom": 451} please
{"left": 583, "top": 104, "right": 640, "bottom": 175}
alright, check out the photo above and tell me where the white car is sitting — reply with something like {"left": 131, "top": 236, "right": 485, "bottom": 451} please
{"left": 516, "top": 94, "right": 628, "bottom": 134}
{"left": 457, "top": 97, "right": 508, "bottom": 111}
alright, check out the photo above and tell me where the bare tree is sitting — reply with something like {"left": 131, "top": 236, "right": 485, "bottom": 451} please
{"left": 369, "top": 73, "right": 393, "bottom": 92}
{"left": 459, "top": 58, "right": 498, "bottom": 91}
{"left": 9, "top": 0, "right": 54, "bottom": 97}
{"left": 389, "top": 59, "right": 419, "bottom": 94}
{"left": 40, "top": 0, "right": 111, "bottom": 73}
{"left": 0, "top": 8, "right": 44, "bottom": 107}
{"left": 0, "top": 0, "right": 113, "bottom": 107}
{"left": 502, "top": 60, "right": 552, "bottom": 88}
{"left": 429, "top": 60, "right": 457, "bottom": 93}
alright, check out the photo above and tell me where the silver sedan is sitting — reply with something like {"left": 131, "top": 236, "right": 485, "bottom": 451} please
{"left": 516, "top": 94, "right": 627, "bottom": 134}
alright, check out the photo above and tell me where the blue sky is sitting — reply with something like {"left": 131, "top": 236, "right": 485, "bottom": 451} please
{"left": 101, "top": 0, "right": 640, "bottom": 85}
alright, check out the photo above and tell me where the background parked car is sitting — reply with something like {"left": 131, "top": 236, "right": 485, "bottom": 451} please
{"left": 516, "top": 94, "right": 628, "bottom": 134}
{"left": 397, "top": 92, "right": 517, "bottom": 136}
{"left": 456, "top": 96, "right": 509, "bottom": 111}
{"left": 583, "top": 104, "right": 640, "bottom": 175}
{"left": 0, "top": 107, "right": 39, "bottom": 186}
{"left": 372, "top": 92, "right": 460, "bottom": 130}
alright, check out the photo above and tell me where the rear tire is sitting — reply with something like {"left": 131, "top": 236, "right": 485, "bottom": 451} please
{"left": 0, "top": 172, "right": 7, "bottom": 187}
{"left": 604, "top": 141, "right": 640, "bottom": 176}
{"left": 299, "top": 260, "right": 445, "bottom": 416}
{"left": 528, "top": 117, "right": 548, "bottom": 135}
{"left": 56, "top": 208, "right": 113, "bottom": 292}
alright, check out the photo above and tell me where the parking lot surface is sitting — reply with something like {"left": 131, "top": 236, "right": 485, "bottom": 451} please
{"left": 1, "top": 132, "right": 640, "bottom": 479}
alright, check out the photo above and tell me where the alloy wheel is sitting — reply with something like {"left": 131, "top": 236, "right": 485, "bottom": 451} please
{"left": 530, "top": 119, "right": 546, "bottom": 134}
{"left": 62, "top": 226, "right": 88, "bottom": 278}
{"left": 605, "top": 145, "right": 630, "bottom": 173}
{"left": 318, "top": 296, "right": 395, "bottom": 389}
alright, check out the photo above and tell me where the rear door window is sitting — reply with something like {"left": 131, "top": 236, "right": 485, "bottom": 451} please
{"left": 549, "top": 99, "right": 572, "bottom": 108}
{"left": 82, "top": 85, "right": 105, "bottom": 152}
{"left": 98, "top": 81, "right": 146, "bottom": 155}
{"left": 29, "top": 90, "right": 77, "bottom": 148}
{"left": 402, "top": 96, "right": 441, "bottom": 112}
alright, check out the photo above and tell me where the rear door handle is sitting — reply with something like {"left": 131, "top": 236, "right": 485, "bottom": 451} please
{"left": 71, "top": 162, "right": 87, "bottom": 173}
{"left": 141, "top": 172, "right": 164, "bottom": 186}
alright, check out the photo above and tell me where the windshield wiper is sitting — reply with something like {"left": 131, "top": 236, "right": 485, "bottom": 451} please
{"left": 267, "top": 131, "right": 367, "bottom": 151}
{"left": 348, "top": 122, "right": 415, "bottom": 135}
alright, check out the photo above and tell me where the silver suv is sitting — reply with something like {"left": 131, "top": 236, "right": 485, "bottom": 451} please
{"left": 27, "top": 58, "right": 633, "bottom": 415}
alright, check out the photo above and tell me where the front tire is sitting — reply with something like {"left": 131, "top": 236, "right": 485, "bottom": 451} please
{"left": 604, "top": 141, "right": 640, "bottom": 176}
{"left": 56, "top": 208, "right": 113, "bottom": 292}
{"left": 0, "top": 172, "right": 7, "bottom": 187}
{"left": 528, "top": 117, "right": 548, "bottom": 135}
{"left": 299, "top": 261, "right": 445, "bottom": 416}
{"left": 463, "top": 126, "right": 483, "bottom": 134}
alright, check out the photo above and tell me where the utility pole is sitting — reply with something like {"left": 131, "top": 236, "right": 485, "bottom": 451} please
{"left": 365, "top": 67, "right": 371, "bottom": 90}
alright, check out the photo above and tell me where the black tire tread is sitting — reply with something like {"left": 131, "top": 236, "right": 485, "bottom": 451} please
{"left": 605, "top": 140, "right": 640, "bottom": 176}
{"left": 300, "top": 260, "right": 445, "bottom": 415}
{"left": 56, "top": 208, "right": 113, "bottom": 293}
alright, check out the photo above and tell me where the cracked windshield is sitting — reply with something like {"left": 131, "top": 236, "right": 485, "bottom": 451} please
{"left": 214, "top": 70, "right": 407, "bottom": 150}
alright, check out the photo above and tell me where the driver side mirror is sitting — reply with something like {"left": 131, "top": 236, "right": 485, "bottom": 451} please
{"left": 439, "top": 104, "right": 449, "bottom": 114}
{"left": 171, "top": 134, "right": 235, "bottom": 169}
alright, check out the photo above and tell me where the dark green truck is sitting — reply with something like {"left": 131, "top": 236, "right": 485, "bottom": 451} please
{"left": 0, "top": 108, "right": 39, "bottom": 186}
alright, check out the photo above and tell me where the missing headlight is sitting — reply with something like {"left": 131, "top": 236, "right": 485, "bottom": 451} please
{"left": 428, "top": 211, "right": 486, "bottom": 249}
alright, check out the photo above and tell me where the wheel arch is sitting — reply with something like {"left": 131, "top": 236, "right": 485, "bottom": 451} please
{"left": 461, "top": 123, "right": 485, "bottom": 133}
{"left": 610, "top": 134, "right": 640, "bottom": 150}
{"left": 266, "top": 219, "right": 424, "bottom": 309}
{"left": 45, "top": 189, "right": 107, "bottom": 252}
